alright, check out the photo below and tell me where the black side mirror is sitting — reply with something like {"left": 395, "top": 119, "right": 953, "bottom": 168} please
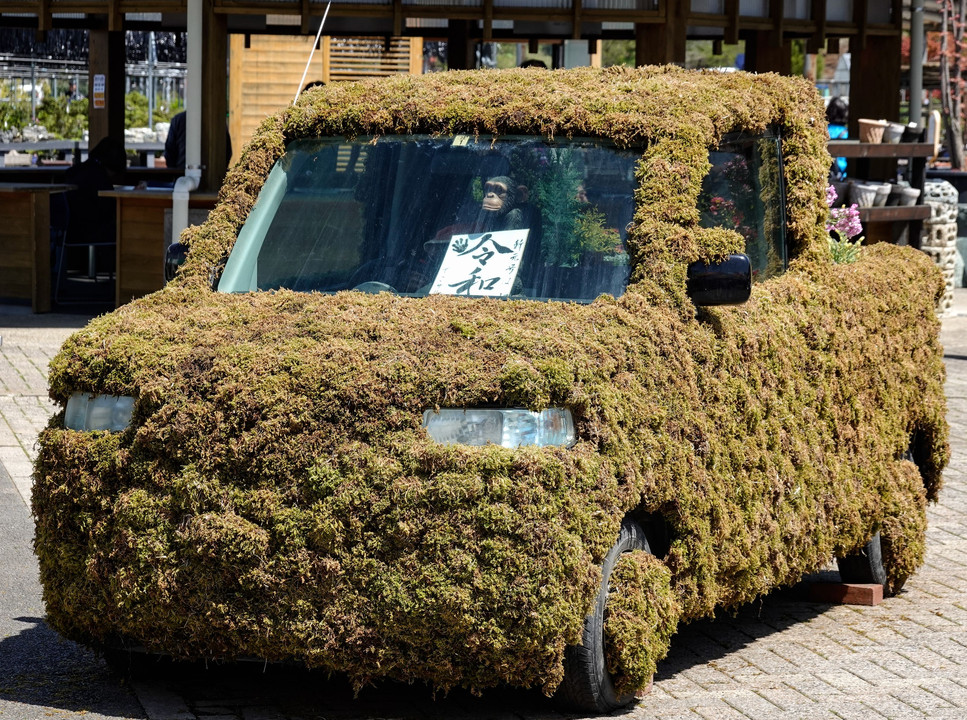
{"left": 686, "top": 253, "right": 752, "bottom": 306}
{"left": 164, "top": 242, "right": 188, "bottom": 283}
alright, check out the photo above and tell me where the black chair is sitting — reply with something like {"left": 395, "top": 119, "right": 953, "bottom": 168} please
{"left": 51, "top": 188, "right": 116, "bottom": 306}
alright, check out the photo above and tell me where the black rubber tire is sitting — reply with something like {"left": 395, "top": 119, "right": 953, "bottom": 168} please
{"left": 837, "top": 531, "right": 888, "bottom": 587}
{"left": 556, "top": 519, "right": 651, "bottom": 714}
{"left": 102, "top": 644, "right": 186, "bottom": 679}
{"left": 103, "top": 647, "right": 156, "bottom": 678}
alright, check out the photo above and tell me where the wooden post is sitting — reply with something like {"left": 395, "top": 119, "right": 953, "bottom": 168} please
{"left": 409, "top": 37, "right": 424, "bottom": 75}
{"left": 87, "top": 27, "right": 125, "bottom": 151}
{"left": 849, "top": 33, "right": 902, "bottom": 179}
{"left": 743, "top": 31, "right": 791, "bottom": 75}
{"left": 447, "top": 20, "right": 476, "bottom": 70}
{"left": 201, "top": 0, "right": 229, "bottom": 191}
{"left": 635, "top": 3, "right": 685, "bottom": 66}
{"left": 848, "top": 33, "right": 902, "bottom": 127}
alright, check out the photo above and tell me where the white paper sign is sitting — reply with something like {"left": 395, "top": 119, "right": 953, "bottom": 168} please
{"left": 92, "top": 74, "right": 106, "bottom": 109}
{"left": 429, "top": 229, "right": 530, "bottom": 296}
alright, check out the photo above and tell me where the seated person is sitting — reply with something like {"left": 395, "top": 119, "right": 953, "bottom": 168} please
{"left": 64, "top": 137, "right": 126, "bottom": 247}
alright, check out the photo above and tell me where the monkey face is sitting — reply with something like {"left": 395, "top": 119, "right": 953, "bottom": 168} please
{"left": 482, "top": 180, "right": 510, "bottom": 212}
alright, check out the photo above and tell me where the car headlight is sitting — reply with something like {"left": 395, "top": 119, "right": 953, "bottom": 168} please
{"left": 64, "top": 392, "right": 135, "bottom": 432}
{"left": 422, "top": 408, "right": 576, "bottom": 448}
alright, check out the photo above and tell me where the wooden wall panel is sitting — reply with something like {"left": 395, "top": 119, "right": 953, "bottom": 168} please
{"left": 0, "top": 189, "right": 52, "bottom": 311}
{"left": 228, "top": 35, "right": 422, "bottom": 157}
{"left": 106, "top": 192, "right": 219, "bottom": 307}
{"left": 230, "top": 34, "right": 328, "bottom": 160}
{"left": 116, "top": 199, "right": 167, "bottom": 306}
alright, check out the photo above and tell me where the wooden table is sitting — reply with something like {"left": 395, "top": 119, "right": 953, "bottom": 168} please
{"left": 0, "top": 183, "right": 75, "bottom": 313}
{"left": 101, "top": 189, "right": 219, "bottom": 307}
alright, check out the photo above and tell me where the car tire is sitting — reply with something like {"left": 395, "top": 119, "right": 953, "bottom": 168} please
{"left": 837, "top": 530, "right": 888, "bottom": 588}
{"left": 556, "top": 519, "right": 651, "bottom": 714}
{"left": 103, "top": 646, "right": 176, "bottom": 678}
{"left": 102, "top": 647, "right": 148, "bottom": 677}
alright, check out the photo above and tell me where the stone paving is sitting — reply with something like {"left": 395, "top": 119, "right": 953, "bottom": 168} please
{"left": 0, "top": 308, "right": 88, "bottom": 502}
{"left": 1, "top": 298, "right": 966, "bottom": 720}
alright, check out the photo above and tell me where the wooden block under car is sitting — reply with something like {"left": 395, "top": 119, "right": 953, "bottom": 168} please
{"left": 807, "top": 582, "right": 884, "bottom": 606}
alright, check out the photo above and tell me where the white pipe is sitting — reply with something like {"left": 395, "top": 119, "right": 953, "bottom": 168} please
{"left": 186, "top": 0, "right": 203, "bottom": 174}
{"left": 172, "top": 0, "right": 204, "bottom": 248}
{"left": 172, "top": 174, "right": 200, "bottom": 248}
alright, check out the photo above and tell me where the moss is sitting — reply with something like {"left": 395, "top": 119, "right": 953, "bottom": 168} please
{"left": 880, "top": 460, "right": 929, "bottom": 596}
{"left": 33, "top": 66, "right": 949, "bottom": 697}
{"left": 604, "top": 550, "right": 680, "bottom": 697}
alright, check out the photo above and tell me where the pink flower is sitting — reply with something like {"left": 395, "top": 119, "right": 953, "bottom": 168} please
{"left": 826, "top": 185, "right": 863, "bottom": 241}
{"left": 826, "top": 184, "right": 838, "bottom": 207}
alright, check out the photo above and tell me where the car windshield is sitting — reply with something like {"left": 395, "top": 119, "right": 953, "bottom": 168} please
{"left": 218, "top": 135, "right": 640, "bottom": 302}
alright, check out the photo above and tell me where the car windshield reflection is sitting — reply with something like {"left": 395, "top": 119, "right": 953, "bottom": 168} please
{"left": 218, "top": 135, "right": 640, "bottom": 302}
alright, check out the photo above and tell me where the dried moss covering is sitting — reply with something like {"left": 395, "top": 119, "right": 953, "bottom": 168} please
{"left": 604, "top": 550, "right": 680, "bottom": 697}
{"left": 33, "top": 66, "right": 949, "bottom": 698}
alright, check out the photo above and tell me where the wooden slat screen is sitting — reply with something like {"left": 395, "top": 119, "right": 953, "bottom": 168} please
{"left": 228, "top": 34, "right": 422, "bottom": 160}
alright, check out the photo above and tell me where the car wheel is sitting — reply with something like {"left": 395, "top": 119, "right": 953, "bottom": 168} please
{"left": 103, "top": 646, "right": 178, "bottom": 678}
{"left": 103, "top": 647, "right": 150, "bottom": 677}
{"left": 837, "top": 530, "right": 888, "bottom": 588}
{"left": 556, "top": 519, "right": 651, "bottom": 713}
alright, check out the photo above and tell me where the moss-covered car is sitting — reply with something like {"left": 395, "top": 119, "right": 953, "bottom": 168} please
{"left": 33, "top": 66, "right": 949, "bottom": 713}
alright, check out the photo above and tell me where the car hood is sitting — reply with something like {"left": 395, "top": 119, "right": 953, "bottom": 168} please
{"left": 37, "top": 284, "right": 695, "bottom": 692}
{"left": 48, "top": 285, "right": 692, "bottom": 448}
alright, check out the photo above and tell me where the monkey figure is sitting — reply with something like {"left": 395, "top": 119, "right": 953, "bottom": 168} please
{"left": 475, "top": 176, "right": 526, "bottom": 232}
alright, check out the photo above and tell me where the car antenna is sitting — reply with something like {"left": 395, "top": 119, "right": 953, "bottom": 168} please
{"left": 293, "top": 1, "right": 332, "bottom": 105}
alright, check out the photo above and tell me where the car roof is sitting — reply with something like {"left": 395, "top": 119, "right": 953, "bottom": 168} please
{"left": 177, "top": 66, "right": 831, "bottom": 295}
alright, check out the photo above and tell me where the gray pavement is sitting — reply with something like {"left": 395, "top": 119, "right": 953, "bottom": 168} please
{"left": 1, "top": 294, "right": 966, "bottom": 720}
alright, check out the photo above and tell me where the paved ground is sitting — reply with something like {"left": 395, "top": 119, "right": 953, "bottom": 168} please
{"left": 1, "top": 294, "right": 966, "bottom": 720}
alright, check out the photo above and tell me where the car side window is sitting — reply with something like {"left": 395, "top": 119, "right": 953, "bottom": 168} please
{"left": 698, "top": 132, "right": 787, "bottom": 282}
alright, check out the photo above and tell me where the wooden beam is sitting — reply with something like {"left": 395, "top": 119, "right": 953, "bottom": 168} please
{"left": 447, "top": 20, "right": 475, "bottom": 70}
{"left": 38, "top": 0, "right": 51, "bottom": 32}
{"left": 725, "top": 0, "right": 739, "bottom": 46}
{"left": 300, "top": 0, "right": 311, "bottom": 34}
{"left": 848, "top": 32, "right": 901, "bottom": 180}
{"left": 409, "top": 37, "right": 424, "bottom": 74}
{"left": 892, "top": 0, "right": 903, "bottom": 30}
{"left": 809, "top": 0, "right": 826, "bottom": 51}
{"left": 572, "top": 0, "right": 582, "bottom": 40}
{"left": 854, "top": 0, "right": 868, "bottom": 51}
{"left": 770, "top": 0, "right": 784, "bottom": 48}
{"left": 87, "top": 28, "right": 125, "bottom": 150}
{"left": 635, "top": 0, "right": 685, "bottom": 65}
{"left": 107, "top": 0, "right": 122, "bottom": 31}
{"left": 744, "top": 29, "right": 791, "bottom": 74}
{"left": 483, "top": 0, "right": 493, "bottom": 41}
{"left": 201, "top": 0, "right": 230, "bottom": 191}
{"left": 0, "top": 0, "right": 908, "bottom": 41}
{"left": 393, "top": 0, "right": 403, "bottom": 38}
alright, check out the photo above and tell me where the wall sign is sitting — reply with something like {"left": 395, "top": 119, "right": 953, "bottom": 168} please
{"left": 93, "top": 74, "right": 105, "bottom": 109}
